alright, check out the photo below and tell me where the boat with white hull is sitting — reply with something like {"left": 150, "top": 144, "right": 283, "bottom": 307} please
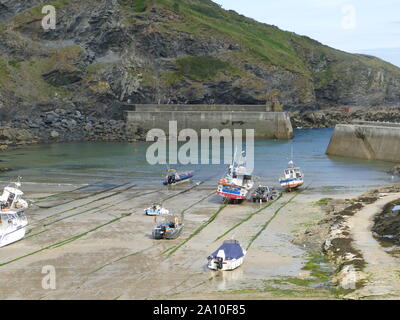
{"left": 0, "top": 211, "right": 27, "bottom": 247}
{"left": 0, "top": 179, "right": 29, "bottom": 211}
{"left": 144, "top": 204, "right": 170, "bottom": 216}
{"left": 217, "top": 151, "right": 254, "bottom": 202}
{"left": 279, "top": 160, "right": 304, "bottom": 191}
{"left": 0, "top": 178, "right": 29, "bottom": 247}
{"left": 207, "top": 240, "right": 246, "bottom": 271}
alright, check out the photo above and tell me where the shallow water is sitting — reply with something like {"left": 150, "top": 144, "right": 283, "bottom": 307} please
{"left": 0, "top": 128, "right": 398, "bottom": 192}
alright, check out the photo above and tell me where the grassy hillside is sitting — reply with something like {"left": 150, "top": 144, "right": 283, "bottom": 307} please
{"left": 0, "top": 0, "right": 399, "bottom": 119}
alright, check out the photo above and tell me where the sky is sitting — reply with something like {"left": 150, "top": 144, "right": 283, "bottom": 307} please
{"left": 216, "top": 0, "right": 400, "bottom": 66}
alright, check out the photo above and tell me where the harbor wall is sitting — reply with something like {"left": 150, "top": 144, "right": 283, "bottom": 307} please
{"left": 326, "top": 121, "right": 400, "bottom": 162}
{"left": 125, "top": 104, "right": 293, "bottom": 139}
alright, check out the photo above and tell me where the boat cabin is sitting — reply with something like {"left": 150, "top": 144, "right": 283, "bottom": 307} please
{"left": 283, "top": 167, "right": 303, "bottom": 179}
{"left": 0, "top": 187, "right": 24, "bottom": 210}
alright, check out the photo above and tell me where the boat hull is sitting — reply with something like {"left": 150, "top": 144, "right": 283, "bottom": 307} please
{"left": 217, "top": 184, "right": 248, "bottom": 200}
{"left": 163, "top": 172, "right": 194, "bottom": 186}
{"left": 0, "top": 227, "right": 26, "bottom": 248}
{"left": 144, "top": 208, "right": 169, "bottom": 216}
{"left": 208, "top": 257, "right": 244, "bottom": 271}
{"left": 279, "top": 178, "right": 304, "bottom": 190}
{"left": 152, "top": 223, "right": 184, "bottom": 240}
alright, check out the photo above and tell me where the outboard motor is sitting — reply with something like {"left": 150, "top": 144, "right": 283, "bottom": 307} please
{"left": 167, "top": 175, "right": 176, "bottom": 185}
{"left": 152, "top": 227, "right": 164, "bottom": 239}
{"left": 216, "top": 257, "right": 223, "bottom": 270}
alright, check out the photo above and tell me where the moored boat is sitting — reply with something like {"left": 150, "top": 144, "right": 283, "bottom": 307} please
{"left": 152, "top": 217, "right": 184, "bottom": 240}
{"left": 0, "top": 210, "right": 27, "bottom": 247}
{"left": 279, "top": 160, "right": 304, "bottom": 191}
{"left": 163, "top": 169, "right": 194, "bottom": 186}
{"left": 207, "top": 240, "right": 246, "bottom": 271}
{"left": 217, "top": 152, "right": 254, "bottom": 202}
{"left": 144, "top": 204, "right": 170, "bottom": 216}
{"left": 0, "top": 179, "right": 28, "bottom": 210}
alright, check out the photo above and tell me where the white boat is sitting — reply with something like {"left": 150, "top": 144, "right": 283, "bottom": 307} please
{"left": 207, "top": 240, "right": 246, "bottom": 271}
{"left": 0, "top": 179, "right": 29, "bottom": 247}
{"left": 279, "top": 160, "right": 304, "bottom": 191}
{"left": 0, "top": 180, "right": 29, "bottom": 210}
{"left": 217, "top": 151, "right": 254, "bottom": 202}
{"left": 0, "top": 210, "right": 28, "bottom": 247}
{"left": 144, "top": 204, "right": 170, "bottom": 216}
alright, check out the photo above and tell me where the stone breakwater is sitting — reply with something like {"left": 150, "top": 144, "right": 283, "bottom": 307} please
{"left": 326, "top": 121, "right": 400, "bottom": 162}
{"left": 1, "top": 105, "right": 400, "bottom": 150}
{"left": 0, "top": 108, "right": 137, "bottom": 150}
{"left": 125, "top": 104, "right": 294, "bottom": 139}
{"left": 289, "top": 107, "right": 400, "bottom": 128}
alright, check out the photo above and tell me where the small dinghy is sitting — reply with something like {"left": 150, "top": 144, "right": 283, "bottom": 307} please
{"left": 144, "top": 204, "right": 170, "bottom": 216}
{"left": 163, "top": 169, "right": 194, "bottom": 186}
{"left": 207, "top": 240, "right": 246, "bottom": 271}
{"left": 152, "top": 217, "right": 184, "bottom": 240}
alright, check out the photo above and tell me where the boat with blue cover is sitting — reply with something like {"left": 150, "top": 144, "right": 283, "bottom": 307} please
{"left": 207, "top": 239, "right": 246, "bottom": 271}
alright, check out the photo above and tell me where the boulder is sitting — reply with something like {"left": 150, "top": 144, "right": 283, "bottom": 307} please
{"left": 389, "top": 164, "right": 400, "bottom": 176}
{"left": 0, "top": 126, "right": 33, "bottom": 142}
{"left": 50, "top": 130, "right": 60, "bottom": 138}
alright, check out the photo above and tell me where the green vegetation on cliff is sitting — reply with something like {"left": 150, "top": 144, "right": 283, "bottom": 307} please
{"left": 175, "top": 56, "right": 231, "bottom": 80}
{"left": 0, "top": 0, "right": 399, "bottom": 117}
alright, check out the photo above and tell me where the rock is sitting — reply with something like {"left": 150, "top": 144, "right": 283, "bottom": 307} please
{"left": 55, "top": 108, "right": 67, "bottom": 115}
{"left": 0, "top": 167, "right": 12, "bottom": 173}
{"left": 45, "top": 112, "right": 59, "bottom": 124}
{"left": 42, "top": 69, "right": 83, "bottom": 86}
{"left": 50, "top": 130, "right": 60, "bottom": 138}
{"left": 0, "top": 126, "right": 33, "bottom": 142}
{"left": 389, "top": 164, "right": 400, "bottom": 176}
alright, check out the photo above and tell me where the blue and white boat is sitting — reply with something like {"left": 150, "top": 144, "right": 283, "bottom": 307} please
{"left": 217, "top": 151, "right": 254, "bottom": 201}
{"left": 163, "top": 170, "right": 194, "bottom": 186}
{"left": 207, "top": 240, "right": 246, "bottom": 271}
{"left": 279, "top": 160, "right": 304, "bottom": 191}
{"left": 144, "top": 204, "right": 170, "bottom": 216}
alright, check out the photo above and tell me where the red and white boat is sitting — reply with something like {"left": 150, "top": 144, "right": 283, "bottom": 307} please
{"left": 279, "top": 160, "right": 304, "bottom": 191}
{"left": 217, "top": 152, "right": 254, "bottom": 201}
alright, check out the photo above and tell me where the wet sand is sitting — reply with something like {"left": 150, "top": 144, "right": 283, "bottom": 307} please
{"left": 0, "top": 181, "right": 364, "bottom": 299}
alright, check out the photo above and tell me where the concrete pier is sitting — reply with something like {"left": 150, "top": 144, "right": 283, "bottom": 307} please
{"left": 326, "top": 121, "right": 400, "bottom": 162}
{"left": 125, "top": 104, "right": 293, "bottom": 139}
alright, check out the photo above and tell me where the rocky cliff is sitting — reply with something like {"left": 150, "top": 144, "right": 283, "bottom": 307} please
{"left": 0, "top": 0, "right": 400, "bottom": 143}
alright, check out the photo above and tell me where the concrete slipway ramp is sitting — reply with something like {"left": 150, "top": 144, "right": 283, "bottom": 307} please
{"left": 347, "top": 193, "right": 400, "bottom": 299}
